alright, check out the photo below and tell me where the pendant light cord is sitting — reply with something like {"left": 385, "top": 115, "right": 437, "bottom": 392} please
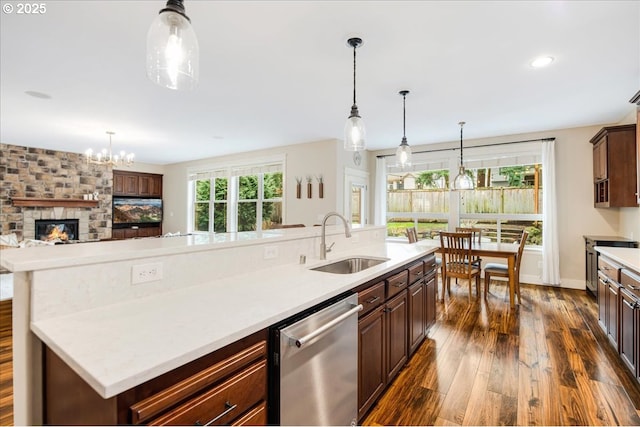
{"left": 352, "top": 46, "right": 357, "bottom": 105}
{"left": 459, "top": 121, "right": 465, "bottom": 166}
{"left": 403, "top": 94, "right": 407, "bottom": 138}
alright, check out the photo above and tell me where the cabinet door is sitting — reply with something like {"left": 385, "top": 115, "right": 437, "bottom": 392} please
{"left": 386, "top": 290, "right": 408, "bottom": 383}
{"left": 598, "top": 274, "right": 608, "bottom": 333}
{"left": 607, "top": 281, "right": 620, "bottom": 350}
{"left": 358, "top": 307, "right": 386, "bottom": 420}
{"left": 620, "top": 289, "right": 637, "bottom": 376}
{"left": 113, "top": 173, "right": 125, "bottom": 195}
{"left": 137, "top": 226, "right": 161, "bottom": 238}
{"left": 593, "top": 139, "right": 607, "bottom": 181}
{"left": 123, "top": 174, "right": 139, "bottom": 195}
{"left": 111, "top": 228, "right": 125, "bottom": 240}
{"left": 138, "top": 175, "right": 153, "bottom": 197}
{"left": 408, "top": 281, "right": 425, "bottom": 356}
{"left": 425, "top": 276, "right": 437, "bottom": 331}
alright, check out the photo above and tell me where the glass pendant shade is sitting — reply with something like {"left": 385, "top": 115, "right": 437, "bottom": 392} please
{"left": 453, "top": 166, "right": 474, "bottom": 190}
{"left": 147, "top": 7, "right": 199, "bottom": 90}
{"left": 395, "top": 90, "right": 412, "bottom": 169}
{"left": 396, "top": 138, "right": 412, "bottom": 169}
{"left": 344, "top": 108, "right": 366, "bottom": 151}
{"left": 452, "top": 121, "right": 474, "bottom": 190}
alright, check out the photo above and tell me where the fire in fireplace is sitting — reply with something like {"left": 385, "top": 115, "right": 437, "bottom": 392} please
{"left": 35, "top": 219, "right": 79, "bottom": 242}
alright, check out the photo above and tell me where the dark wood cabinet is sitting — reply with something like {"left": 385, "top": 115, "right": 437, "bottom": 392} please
{"left": 620, "top": 269, "right": 640, "bottom": 383}
{"left": 590, "top": 124, "right": 638, "bottom": 207}
{"left": 385, "top": 289, "right": 408, "bottom": 383}
{"left": 584, "top": 236, "right": 637, "bottom": 298}
{"left": 356, "top": 253, "right": 436, "bottom": 421}
{"left": 607, "top": 280, "right": 620, "bottom": 350}
{"left": 408, "top": 261, "right": 426, "bottom": 356}
{"left": 113, "top": 171, "right": 163, "bottom": 198}
{"left": 45, "top": 330, "right": 268, "bottom": 425}
{"left": 358, "top": 305, "right": 386, "bottom": 419}
{"left": 112, "top": 225, "right": 162, "bottom": 240}
{"left": 598, "top": 255, "right": 622, "bottom": 351}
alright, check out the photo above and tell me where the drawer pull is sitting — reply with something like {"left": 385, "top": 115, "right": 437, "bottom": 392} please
{"left": 365, "top": 296, "right": 380, "bottom": 304}
{"left": 196, "top": 401, "right": 237, "bottom": 426}
{"left": 393, "top": 281, "right": 406, "bottom": 288}
{"left": 628, "top": 284, "right": 639, "bottom": 290}
{"left": 622, "top": 299, "right": 638, "bottom": 310}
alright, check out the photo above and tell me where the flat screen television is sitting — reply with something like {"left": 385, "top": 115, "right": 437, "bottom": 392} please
{"left": 113, "top": 198, "right": 162, "bottom": 225}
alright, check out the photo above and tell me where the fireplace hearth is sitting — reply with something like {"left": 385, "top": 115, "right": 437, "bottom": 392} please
{"left": 35, "top": 219, "right": 79, "bottom": 243}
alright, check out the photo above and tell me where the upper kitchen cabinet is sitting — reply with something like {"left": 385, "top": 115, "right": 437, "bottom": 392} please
{"left": 590, "top": 124, "right": 638, "bottom": 208}
{"left": 113, "top": 171, "right": 163, "bottom": 198}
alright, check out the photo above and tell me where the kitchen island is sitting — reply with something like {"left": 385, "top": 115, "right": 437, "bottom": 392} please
{"left": 0, "top": 225, "right": 437, "bottom": 425}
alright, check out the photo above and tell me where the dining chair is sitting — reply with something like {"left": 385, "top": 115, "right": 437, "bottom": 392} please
{"left": 406, "top": 227, "right": 418, "bottom": 243}
{"left": 439, "top": 231, "right": 481, "bottom": 302}
{"left": 484, "top": 230, "right": 529, "bottom": 303}
{"left": 455, "top": 227, "right": 483, "bottom": 268}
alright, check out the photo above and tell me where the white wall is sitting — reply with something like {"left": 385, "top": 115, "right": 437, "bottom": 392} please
{"left": 161, "top": 139, "right": 341, "bottom": 233}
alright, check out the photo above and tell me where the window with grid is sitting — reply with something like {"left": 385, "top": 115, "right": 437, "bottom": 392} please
{"left": 190, "top": 161, "right": 283, "bottom": 233}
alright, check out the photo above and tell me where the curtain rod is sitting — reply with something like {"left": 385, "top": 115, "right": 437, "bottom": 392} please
{"left": 375, "top": 137, "right": 555, "bottom": 159}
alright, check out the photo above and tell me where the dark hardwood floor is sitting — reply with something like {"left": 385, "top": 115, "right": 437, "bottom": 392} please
{"left": 0, "top": 299, "right": 12, "bottom": 426}
{"left": 0, "top": 282, "right": 639, "bottom": 426}
{"left": 363, "top": 281, "right": 640, "bottom": 426}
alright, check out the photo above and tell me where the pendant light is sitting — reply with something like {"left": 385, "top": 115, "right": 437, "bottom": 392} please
{"left": 146, "top": 0, "right": 199, "bottom": 90}
{"left": 452, "top": 121, "right": 475, "bottom": 190}
{"left": 344, "top": 37, "right": 366, "bottom": 151}
{"left": 395, "top": 90, "right": 412, "bottom": 169}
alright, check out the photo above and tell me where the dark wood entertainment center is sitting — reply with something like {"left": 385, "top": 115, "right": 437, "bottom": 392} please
{"left": 111, "top": 171, "right": 163, "bottom": 240}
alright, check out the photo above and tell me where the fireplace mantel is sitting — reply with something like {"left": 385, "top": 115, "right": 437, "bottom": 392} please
{"left": 11, "top": 197, "right": 99, "bottom": 208}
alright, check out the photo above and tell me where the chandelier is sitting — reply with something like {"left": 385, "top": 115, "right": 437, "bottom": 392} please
{"left": 85, "top": 131, "right": 134, "bottom": 167}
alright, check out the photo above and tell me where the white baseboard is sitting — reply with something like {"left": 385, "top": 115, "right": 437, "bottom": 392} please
{"left": 485, "top": 273, "right": 586, "bottom": 290}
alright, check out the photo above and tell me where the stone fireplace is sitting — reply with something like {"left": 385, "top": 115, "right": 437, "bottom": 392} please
{"left": 24, "top": 209, "right": 90, "bottom": 241}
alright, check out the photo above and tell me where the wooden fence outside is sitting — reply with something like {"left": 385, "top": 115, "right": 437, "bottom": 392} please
{"left": 387, "top": 188, "right": 542, "bottom": 214}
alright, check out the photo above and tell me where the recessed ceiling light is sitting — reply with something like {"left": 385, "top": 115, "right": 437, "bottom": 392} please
{"left": 24, "top": 90, "right": 52, "bottom": 99}
{"left": 530, "top": 56, "right": 554, "bottom": 68}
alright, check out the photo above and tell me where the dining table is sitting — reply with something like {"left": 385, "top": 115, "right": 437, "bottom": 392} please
{"left": 417, "top": 240, "right": 521, "bottom": 308}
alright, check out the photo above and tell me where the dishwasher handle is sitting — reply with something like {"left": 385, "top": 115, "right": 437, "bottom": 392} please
{"left": 292, "top": 303, "right": 363, "bottom": 348}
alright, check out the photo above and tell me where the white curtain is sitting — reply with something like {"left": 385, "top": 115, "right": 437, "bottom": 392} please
{"left": 542, "top": 139, "right": 561, "bottom": 285}
{"left": 374, "top": 156, "right": 387, "bottom": 225}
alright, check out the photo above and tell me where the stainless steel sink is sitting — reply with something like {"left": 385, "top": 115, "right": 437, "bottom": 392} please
{"left": 310, "top": 257, "right": 389, "bottom": 274}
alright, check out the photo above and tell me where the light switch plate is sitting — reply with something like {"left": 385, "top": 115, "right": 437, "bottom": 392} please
{"left": 132, "top": 262, "right": 163, "bottom": 284}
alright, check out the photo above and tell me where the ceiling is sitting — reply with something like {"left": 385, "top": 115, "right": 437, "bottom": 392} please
{"left": 1, "top": 1, "right": 638, "bottom": 165}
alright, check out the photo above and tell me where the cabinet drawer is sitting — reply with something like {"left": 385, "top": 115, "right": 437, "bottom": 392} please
{"left": 149, "top": 360, "right": 266, "bottom": 426}
{"left": 131, "top": 341, "right": 266, "bottom": 424}
{"left": 621, "top": 268, "right": 640, "bottom": 299}
{"left": 387, "top": 270, "right": 408, "bottom": 299}
{"left": 232, "top": 401, "right": 267, "bottom": 426}
{"left": 408, "top": 262, "right": 425, "bottom": 285}
{"left": 358, "top": 281, "right": 385, "bottom": 316}
{"left": 599, "top": 256, "right": 621, "bottom": 283}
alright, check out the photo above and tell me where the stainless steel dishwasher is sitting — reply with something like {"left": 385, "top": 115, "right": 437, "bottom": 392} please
{"left": 268, "top": 292, "right": 362, "bottom": 426}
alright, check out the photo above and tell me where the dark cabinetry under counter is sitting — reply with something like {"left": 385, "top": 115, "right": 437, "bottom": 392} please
{"left": 584, "top": 235, "right": 637, "bottom": 297}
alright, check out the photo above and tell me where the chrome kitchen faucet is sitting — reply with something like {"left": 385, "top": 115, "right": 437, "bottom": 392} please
{"left": 320, "top": 211, "right": 351, "bottom": 260}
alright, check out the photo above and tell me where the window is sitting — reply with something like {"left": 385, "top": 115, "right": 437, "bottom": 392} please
{"left": 460, "top": 163, "right": 542, "bottom": 246}
{"left": 189, "top": 160, "right": 283, "bottom": 233}
{"left": 381, "top": 142, "right": 543, "bottom": 246}
{"left": 386, "top": 167, "right": 450, "bottom": 240}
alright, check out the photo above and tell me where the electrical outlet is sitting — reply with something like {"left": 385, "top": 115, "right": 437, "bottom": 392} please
{"left": 132, "top": 262, "right": 163, "bottom": 285}
{"left": 264, "top": 245, "right": 279, "bottom": 259}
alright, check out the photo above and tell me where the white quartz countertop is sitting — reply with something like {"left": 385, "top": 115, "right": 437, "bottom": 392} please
{"left": 595, "top": 246, "right": 640, "bottom": 272}
{"left": 31, "top": 241, "right": 438, "bottom": 399}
